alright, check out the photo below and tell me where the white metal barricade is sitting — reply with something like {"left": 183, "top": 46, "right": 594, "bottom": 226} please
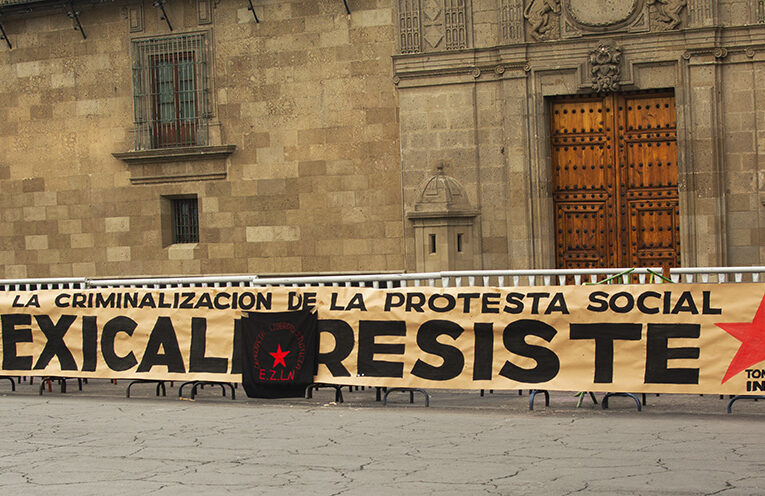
{"left": 2, "top": 266, "right": 764, "bottom": 291}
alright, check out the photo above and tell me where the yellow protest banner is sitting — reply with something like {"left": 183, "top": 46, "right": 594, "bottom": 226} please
{"left": 1, "top": 283, "right": 764, "bottom": 394}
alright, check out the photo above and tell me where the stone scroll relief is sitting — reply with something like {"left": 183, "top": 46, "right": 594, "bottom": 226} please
{"left": 521, "top": 0, "right": 688, "bottom": 42}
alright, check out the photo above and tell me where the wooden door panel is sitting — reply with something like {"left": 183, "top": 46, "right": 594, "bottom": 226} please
{"left": 555, "top": 202, "right": 615, "bottom": 268}
{"left": 550, "top": 98, "right": 609, "bottom": 134}
{"left": 551, "top": 95, "right": 617, "bottom": 270}
{"left": 551, "top": 144, "right": 611, "bottom": 192}
{"left": 617, "top": 91, "right": 680, "bottom": 268}
{"left": 551, "top": 91, "right": 680, "bottom": 269}
{"left": 622, "top": 94, "right": 676, "bottom": 130}
{"left": 627, "top": 200, "right": 680, "bottom": 267}
{"left": 622, "top": 141, "right": 678, "bottom": 191}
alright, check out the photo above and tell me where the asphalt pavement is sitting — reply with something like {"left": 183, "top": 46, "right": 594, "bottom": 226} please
{"left": 0, "top": 378, "right": 764, "bottom": 495}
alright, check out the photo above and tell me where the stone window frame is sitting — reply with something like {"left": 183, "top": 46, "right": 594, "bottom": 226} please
{"left": 130, "top": 31, "right": 212, "bottom": 151}
{"left": 162, "top": 195, "right": 200, "bottom": 246}
{"left": 114, "top": 29, "right": 235, "bottom": 183}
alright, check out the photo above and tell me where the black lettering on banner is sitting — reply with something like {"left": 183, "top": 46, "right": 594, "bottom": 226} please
{"left": 137, "top": 317, "right": 186, "bottom": 373}
{"left": 288, "top": 291, "right": 304, "bottom": 311}
{"left": 1, "top": 314, "right": 33, "bottom": 370}
{"left": 456, "top": 293, "right": 480, "bottom": 313}
{"left": 411, "top": 320, "right": 464, "bottom": 381}
{"left": 480, "top": 293, "right": 499, "bottom": 314}
{"left": 637, "top": 291, "right": 661, "bottom": 314}
{"left": 346, "top": 293, "right": 366, "bottom": 311}
{"left": 12, "top": 294, "right": 39, "bottom": 308}
{"left": 671, "top": 292, "right": 698, "bottom": 314}
{"left": 331, "top": 293, "right": 367, "bottom": 311}
{"left": 570, "top": 323, "right": 642, "bottom": 383}
{"left": 33, "top": 314, "right": 77, "bottom": 370}
{"left": 96, "top": 293, "right": 116, "bottom": 308}
{"left": 55, "top": 293, "right": 70, "bottom": 307}
{"left": 499, "top": 319, "right": 560, "bottom": 384}
{"left": 72, "top": 294, "right": 86, "bottom": 308}
{"left": 384, "top": 293, "right": 404, "bottom": 312}
{"left": 472, "top": 322, "right": 494, "bottom": 380}
{"left": 139, "top": 293, "right": 156, "bottom": 308}
{"left": 546, "top": 293, "right": 569, "bottom": 314}
{"left": 499, "top": 319, "right": 560, "bottom": 383}
{"left": 317, "top": 319, "right": 354, "bottom": 377}
{"left": 189, "top": 317, "right": 228, "bottom": 373}
{"left": 587, "top": 291, "right": 609, "bottom": 312}
{"left": 239, "top": 292, "right": 255, "bottom": 310}
{"left": 157, "top": 292, "right": 171, "bottom": 308}
{"left": 329, "top": 293, "right": 343, "bottom": 311}
{"left": 609, "top": 292, "right": 634, "bottom": 313}
{"left": 702, "top": 291, "right": 722, "bottom": 315}
{"left": 406, "top": 293, "right": 426, "bottom": 312}
{"left": 101, "top": 316, "right": 138, "bottom": 371}
{"left": 644, "top": 323, "right": 700, "bottom": 384}
{"left": 214, "top": 292, "right": 230, "bottom": 310}
{"left": 82, "top": 316, "right": 98, "bottom": 372}
{"left": 357, "top": 320, "right": 405, "bottom": 378}
{"left": 124, "top": 293, "right": 138, "bottom": 308}
{"left": 503, "top": 292, "right": 524, "bottom": 314}
{"left": 303, "top": 292, "right": 317, "bottom": 310}
{"left": 179, "top": 292, "right": 195, "bottom": 309}
{"left": 428, "top": 294, "right": 455, "bottom": 313}
{"left": 195, "top": 293, "right": 214, "bottom": 309}
{"left": 526, "top": 293, "right": 549, "bottom": 314}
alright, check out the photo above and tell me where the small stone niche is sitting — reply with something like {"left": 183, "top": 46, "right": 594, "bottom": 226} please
{"left": 407, "top": 166, "right": 479, "bottom": 272}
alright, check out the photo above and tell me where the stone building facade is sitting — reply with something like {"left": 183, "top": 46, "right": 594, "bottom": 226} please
{"left": 396, "top": 0, "right": 765, "bottom": 271}
{"left": 0, "top": 0, "right": 763, "bottom": 279}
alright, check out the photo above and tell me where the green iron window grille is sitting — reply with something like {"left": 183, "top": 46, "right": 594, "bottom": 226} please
{"left": 172, "top": 197, "right": 199, "bottom": 244}
{"left": 131, "top": 33, "right": 210, "bottom": 150}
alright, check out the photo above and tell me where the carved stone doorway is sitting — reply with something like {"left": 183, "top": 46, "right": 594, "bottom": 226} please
{"left": 550, "top": 90, "right": 680, "bottom": 270}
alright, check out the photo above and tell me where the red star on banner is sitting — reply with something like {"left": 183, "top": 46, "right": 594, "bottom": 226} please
{"left": 269, "top": 344, "right": 290, "bottom": 368}
{"left": 716, "top": 294, "right": 765, "bottom": 383}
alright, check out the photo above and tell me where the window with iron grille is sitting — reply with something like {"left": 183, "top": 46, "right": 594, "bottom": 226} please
{"left": 172, "top": 197, "right": 199, "bottom": 243}
{"left": 131, "top": 33, "right": 210, "bottom": 150}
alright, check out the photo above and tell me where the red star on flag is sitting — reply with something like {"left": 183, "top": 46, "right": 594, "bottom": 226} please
{"left": 716, "top": 294, "right": 765, "bottom": 383}
{"left": 269, "top": 344, "right": 290, "bottom": 368}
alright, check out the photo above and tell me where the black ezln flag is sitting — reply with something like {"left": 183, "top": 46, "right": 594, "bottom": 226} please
{"left": 240, "top": 309, "right": 318, "bottom": 398}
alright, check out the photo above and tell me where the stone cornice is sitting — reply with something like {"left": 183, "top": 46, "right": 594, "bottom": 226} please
{"left": 393, "top": 25, "right": 765, "bottom": 88}
{"left": 113, "top": 145, "right": 236, "bottom": 166}
{"left": 406, "top": 209, "right": 479, "bottom": 220}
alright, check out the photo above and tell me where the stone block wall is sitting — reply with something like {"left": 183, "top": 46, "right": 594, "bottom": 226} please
{"left": 3, "top": 0, "right": 765, "bottom": 279}
{"left": 0, "top": 0, "right": 403, "bottom": 278}
{"left": 394, "top": 0, "right": 765, "bottom": 269}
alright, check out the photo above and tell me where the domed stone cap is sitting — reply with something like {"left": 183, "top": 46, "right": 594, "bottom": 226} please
{"left": 407, "top": 165, "right": 478, "bottom": 219}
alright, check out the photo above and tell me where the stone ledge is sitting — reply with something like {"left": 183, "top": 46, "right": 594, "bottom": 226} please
{"left": 129, "top": 171, "right": 227, "bottom": 185}
{"left": 112, "top": 145, "right": 236, "bottom": 165}
{"left": 407, "top": 209, "right": 479, "bottom": 220}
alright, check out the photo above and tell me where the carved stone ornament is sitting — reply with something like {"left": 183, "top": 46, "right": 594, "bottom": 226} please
{"left": 567, "top": 0, "right": 640, "bottom": 27}
{"left": 647, "top": 0, "right": 686, "bottom": 30}
{"left": 560, "top": 0, "right": 649, "bottom": 38}
{"left": 590, "top": 44, "right": 622, "bottom": 93}
{"left": 524, "top": 0, "right": 561, "bottom": 40}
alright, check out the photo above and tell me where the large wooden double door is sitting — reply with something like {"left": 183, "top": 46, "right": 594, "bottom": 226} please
{"left": 551, "top": 91, "right": 680, "bottom": 269}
